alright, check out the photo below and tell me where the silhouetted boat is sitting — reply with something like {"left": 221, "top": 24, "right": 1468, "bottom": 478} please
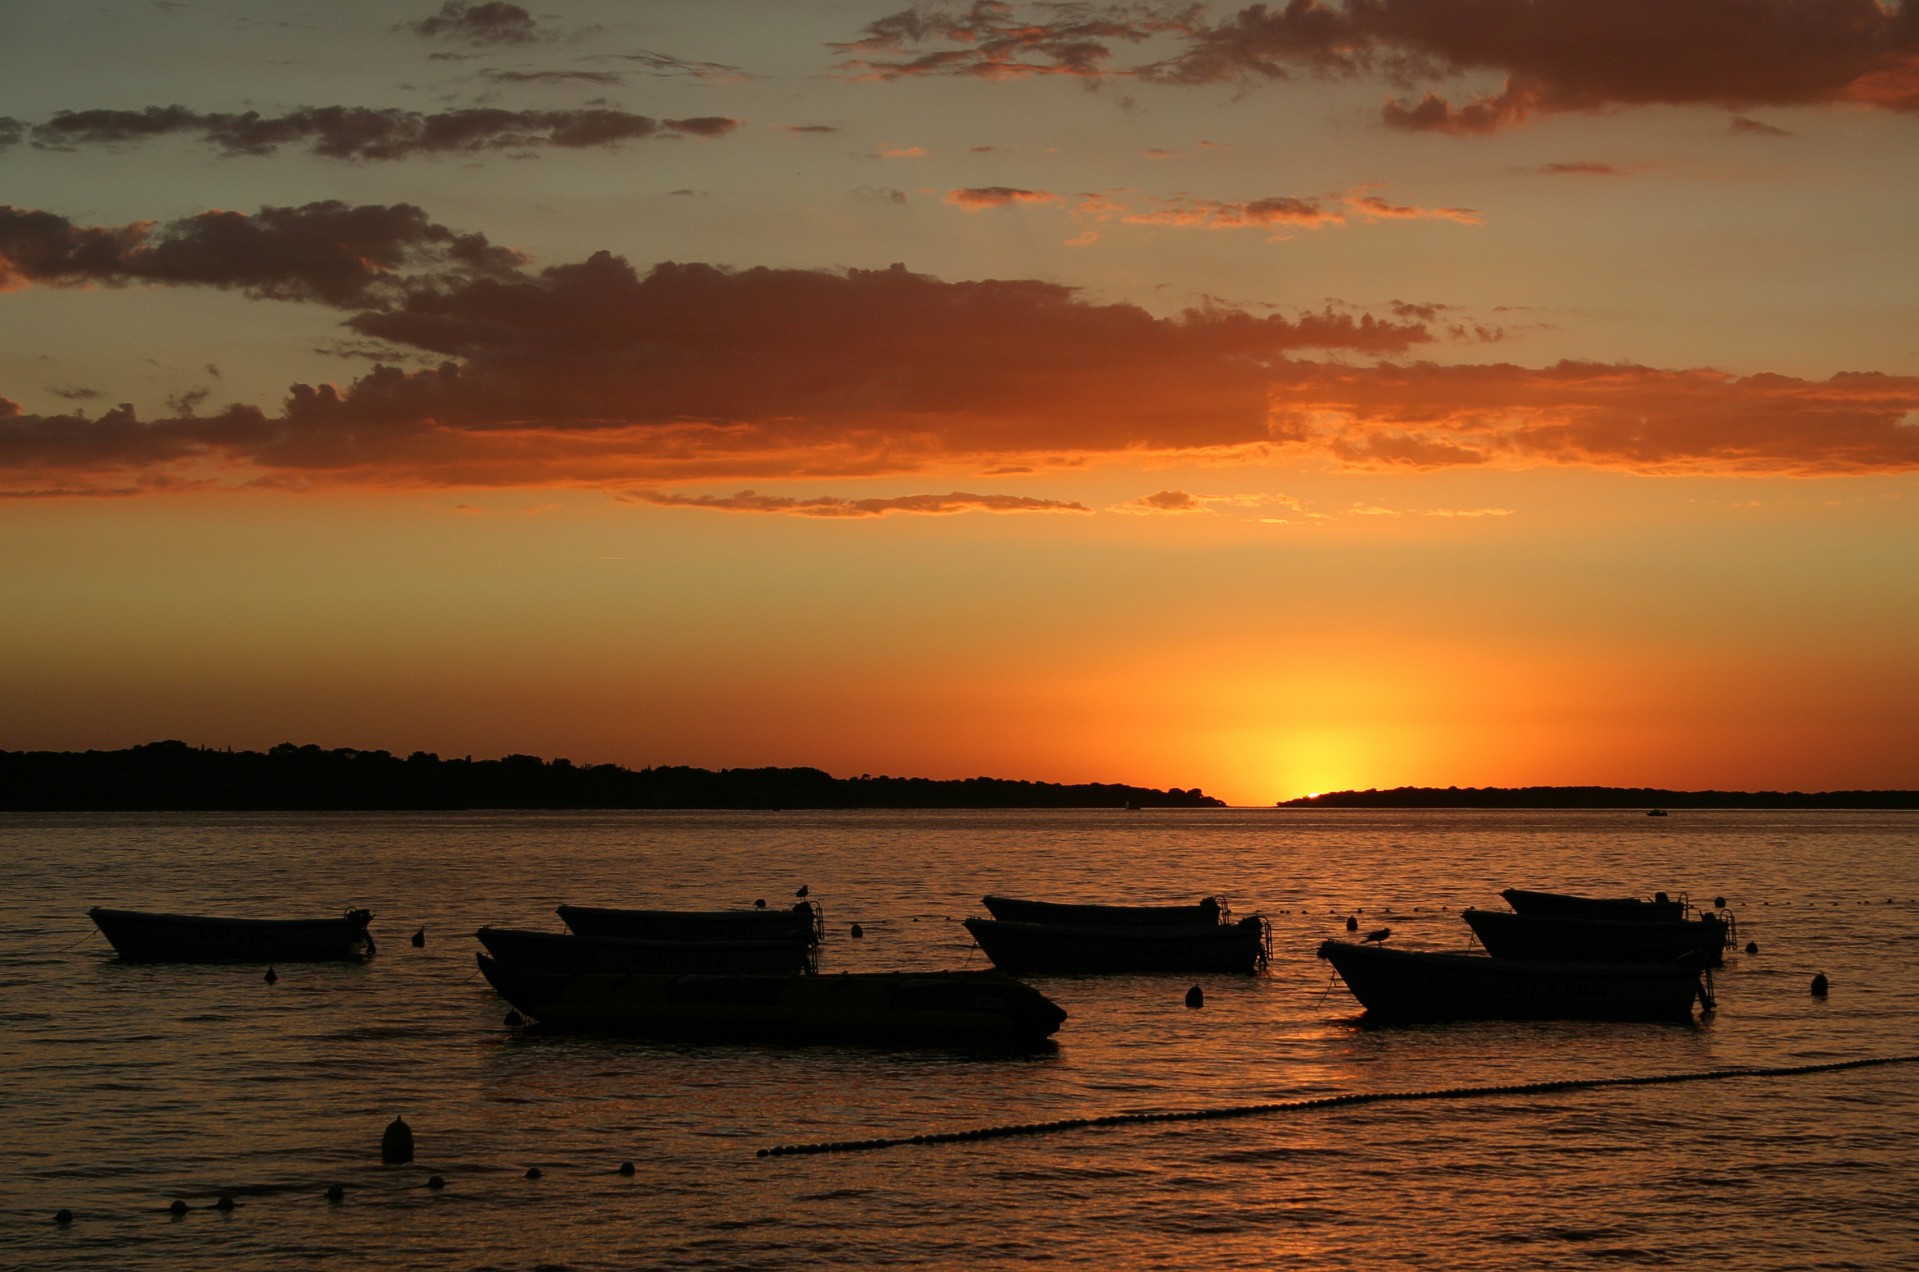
{"left": 980, "top": 894, "right": 1227, "bottom": 927}
{"left": 557, "top": 901, "right": 823, "bottom": 946}
{"left": 476, "top": 955, "right": 1066, "bottom": 1045}
{"left": 1463, "top": 908, "right": 1728, "bottom": 967}
{"left": 1648, "top": 808, "right": 1669, "bottom": 816}
{"left": 88, "top": 906, "right": 374, "bottom": 962}
{"left": 475, "top": 926, "right": 815, "bottom": 975}
{"left": 1500, "top": 887, "right": 1688, "bottom": 922}
{"left": 1317, "top": 939, "right": 1706, "bottom": 1022}
{"left": 964, "top": 915, "right": 1270, "bottom": 974}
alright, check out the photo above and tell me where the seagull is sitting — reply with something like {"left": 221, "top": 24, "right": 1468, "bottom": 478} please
{"left": 795, "top": 885, "right": 809, "bottom": 899}
{"left": 1363, "top": 927, "right": 1392, "bottom": 945}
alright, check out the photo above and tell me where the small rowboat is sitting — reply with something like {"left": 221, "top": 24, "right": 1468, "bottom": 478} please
{"left": 981, "top": 894, "right": 1226, "bottom": 927}
{"left": 963, "top": 915, "right": 1270, "bottom": 974}
{"left": 557, "top": 901, "right": 823, "bottom": 946}
{"left": 1463, "top": 908, "right": 1728, "bottom": 967}
{"left": 475, "top": 926, "right": 815, "bottom": 976}
{"left": 1317, "top": 940, "right": 1706, "bottom": 1022}
{"left": 476, "top": 956, "right": 1066, "bottom": 1046}
{"left": 1500, "top": 888, "right": 1688, "bottom": 922}
{"left": 88, "top": 906, "right": 375, "bottom": 962}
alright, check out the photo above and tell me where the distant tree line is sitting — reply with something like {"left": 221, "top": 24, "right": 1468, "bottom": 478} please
{"left": 0, "top": 741, "right": 1226, "bottom": 811}
{"left": 1276, "top": 785, "right": 1919, "bottom": 809}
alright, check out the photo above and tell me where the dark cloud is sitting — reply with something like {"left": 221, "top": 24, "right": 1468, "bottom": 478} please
{"left": 946, "top": 186, "right": 1058, "bottom": 207}
{"left": 477, "top": 69, "right": 625, "bottom": 87}
{"left": 625, "top": 489, "right": 1092, "bottom": 516}
{"left": 788, "top": 124, "right": 841, "bottom": 134}
{"left": 1731, "top": 114, "right": 1794, "bottom": 136}
{"left": 1540, "top": 161, "right": 1620, "bottom": 175}
{"left": 0, "top": 117, "right": 23, "bottom": 149}
{"left": 597, "top": 50, "right": 749, "bottom": 83}
{"left": 27, "top": 106, "right": 739, "bottom": 161}
{"left": 0, "top": 202, "right": 524, "bottom": 305}
{"left": 841, "top": 2, "right": 1919, "bottom": 131}
{"left": 404, "top": 1, "right": 542, "bottom": 46}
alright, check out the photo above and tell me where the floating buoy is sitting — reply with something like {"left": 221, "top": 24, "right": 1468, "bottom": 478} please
{"left": 264, "top": 966, "right": 278, "bottom": 985}
{"left": 411, "top": 927, "right": 426, "bottom": 948}
{"left": 618, "top": 1161, "right": 636, "bottom": 1176}
{"left": 754, "top": 898, "right": 766, "bottom": 909}
{"left": 324, "top": 1184, "right": 345, "bottom": 1203}
{"left": 1185, "top": 985, "right": 1204, "bottom": 1009}
{"left": 215, "top": 1195, "right": 235, "bottom": 1212}
{"left": 1714, "top": 896, "right": 1727, "bottom": 910}
{"left": 525, "top": 1166, "right": 542, "bottom": 1180}
{"left": 850, "top": 923, "right": 864, "bottom": 939}
{"left": 427, "top": 1175, "right": 445, "bottom": 1190}
{"left": 168, "top": 1199, "right": 189, "bottom": 1217}
{"left": 1746, "top": 941, "right": 1759, "bottom": 955}
{"left": 1345, "top": 915, "right": 1358, "bottom": 932}
{"left": 381, "top": 1115, "right": 415, "bottom": 1164}
{"left": 54, "top": 1209, "right": 73, "bottom": 1225}
{"left": 504, "top": 1009, "right": 524, "bottom": 1027}
{"left": 1811, "top": 973, "right": 1829, "bottom": 997}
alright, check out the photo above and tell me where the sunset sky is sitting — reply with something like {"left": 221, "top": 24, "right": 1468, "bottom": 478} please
{"left": 3, "top": 1, "right": 1916, "bottom": 803}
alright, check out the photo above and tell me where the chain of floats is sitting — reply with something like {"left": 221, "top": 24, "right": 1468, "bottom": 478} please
{"left": 757, "top": 1052, "right": 1919, "bottom": 1159}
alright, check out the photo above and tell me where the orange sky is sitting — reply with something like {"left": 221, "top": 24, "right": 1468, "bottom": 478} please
{"left": 3, "top": 2, "right": 1916, "bottom": 802}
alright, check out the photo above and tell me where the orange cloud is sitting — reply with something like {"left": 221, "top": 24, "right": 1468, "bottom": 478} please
{"left": 945, "top": 186, "right": 1059, "bottom": 208}
{"left": 624, "top": 489, "right": 1091, "bottom": 516}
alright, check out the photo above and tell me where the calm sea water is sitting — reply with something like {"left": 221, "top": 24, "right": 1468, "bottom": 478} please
{"left": 3, "top": 808, "right": 1917, "bottom": 1269}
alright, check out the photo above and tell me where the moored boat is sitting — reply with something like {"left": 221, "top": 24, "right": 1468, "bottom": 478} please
{"left": 1463, "top": 907, "right": 1728, "bottom": 967}
{"left": 476, "top": 955, "right": 1066, "bottom": 1045}
{"left": 1317, "top": 939, "right": 1706, "bottom": 1022}
{"left": 981, "top": 894, "right": 1226, "bottom": 927}
{"left": 963, "top": 915, "right": 1270, "bottom": 974}
{"left": 88, "top": 906, "right": 375, "bottom": 962}
{"left": 557, "top": 901, "right": 823, "bottom": 946}
{"left": 1500, "top": 887, "right": 1688, "bottom": 922}
{"left": 476, "top": 926, "right": 815, "bottom": 975}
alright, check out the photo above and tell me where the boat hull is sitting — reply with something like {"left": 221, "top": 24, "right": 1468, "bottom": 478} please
{"left": 88, "top": 907, "right": 374, "bottom": 962}
{"left": 1500, "top": 888, "right": 1687, "bottom": 922}
{"left": 980, "top": 895, "right": 1224, "bottom": 927}
{"left": 964, "top": 916, "right": 1269, "bottom": 974}
{"left": 1464, "top": 908, "right": 1727, "bottom": 967}
{"left": 557, "top": 902, "right": 823, "bottom": 946}
{"left": 477, "top": 956, "right": 1066, "bottom": 1045}
{"left": 1317, "top": 940, "right": 1703, "bottom": 1022}
{"left": 476, "top": 927, "right": 814, "bottom": 975}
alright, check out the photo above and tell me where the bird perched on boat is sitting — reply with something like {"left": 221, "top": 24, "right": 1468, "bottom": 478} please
{"left": 1362, "top": 928, "right": 1392, "bottom": 945}
{"left": 796, "top": 885, "right": 809, "bottom": 899}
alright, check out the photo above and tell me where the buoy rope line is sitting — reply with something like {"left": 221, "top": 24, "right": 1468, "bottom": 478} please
{"left": 755, "top": 1052, "right": 1919, "bottom": 1159}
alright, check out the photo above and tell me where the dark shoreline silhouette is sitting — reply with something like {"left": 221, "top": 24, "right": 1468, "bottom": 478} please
{"left": 0, "top": 740, "right": 1225, "bottom": 811}
{"left": 1277, "top": 785, "right": 1919, "bottom": 809}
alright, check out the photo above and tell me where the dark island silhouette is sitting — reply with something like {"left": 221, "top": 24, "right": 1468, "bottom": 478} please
{"left": 1277, "top": 785, "right": 1919, "bottom": 809}
{"left": 0, "top": 740, "right": 1225, "bottom": 811}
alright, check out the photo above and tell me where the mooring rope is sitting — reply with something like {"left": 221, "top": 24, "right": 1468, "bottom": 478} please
{"left": 756, "top": 1052, "right": 1919, "bottom": 1158}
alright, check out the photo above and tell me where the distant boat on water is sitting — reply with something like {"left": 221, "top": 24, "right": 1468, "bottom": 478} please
{"left": 1463, "top": 907, "right": 1728, "bottom": 967}
{"left": 476, "top": 956, "right": 1066, "bottom": 1046}
{"left": 88, "top": 906, "right": 374, "bottom": 962}
{"left": 1648, "top": 808, "right": 1669, "bottom": 816}
{"left": 966, "top": 894, "right": 1268, "bottom": 974}
{"left": 1500, "top": 887, "right": 1689, "bottom": 922}
{"left": 981, "top": 894, "right": 1226, "bottom": 928}
{"left": 557, "top": 901, "right": 823, "bottom": 946}
{"left": 475, "top": 926, "right": 815, "bottom": 976}
{"left": 1316, "top": 939, "right": 1706, "bottom": 1022}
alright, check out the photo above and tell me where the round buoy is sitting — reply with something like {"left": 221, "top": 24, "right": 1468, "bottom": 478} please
{"left": 1345, "top": 915, "right": 1358, "bottom": 932}
{"left": 1745, "top": 940, "right": 1758, "bottom": 955}
{"left": 54, "top": 1209, "right": 73, "bottom": 1225}
{"left": 525, "top": 1166, "right": 543, "bottom": 1180}
{"left": 618, "top": 1161, "right": 636, "bottom": 1176}
{"left": 1811, "top": 973, "right": 1829, "bottom": 997}
{"left": 850, "top": 923, "right": 864, "bottom": 939}
{"left": 504, "top": 1009, "right": 524, "bottom": 1027}
{"left": 427, "top": 1175, "right": 445, "bottom": 1190}
{"left": 381, "top": 1116, "right": 415, "bottom": 1164}
{"left": 215, "top": 1195, "right": 235, "bottom": 1212}
{"left": 754, "top": 898, "right": 766, "bottom": 909}
{"left": 1714, "top": 896, "right": 1727, "bottom": 909}
{"left": 1185, "top": 985, "right": 1204, "bottom": 1009}
{"left": 324, "top": 1184, "right": 345, "bottom": 1203}
{"left": 168, "top": 1199, "right": 189, "bottom": 1217}
{"left": 411, "top": 927, "right": 426, "bottom": 948}
{"left": 264, "top": 966, "right": 278, "bottom": 985}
